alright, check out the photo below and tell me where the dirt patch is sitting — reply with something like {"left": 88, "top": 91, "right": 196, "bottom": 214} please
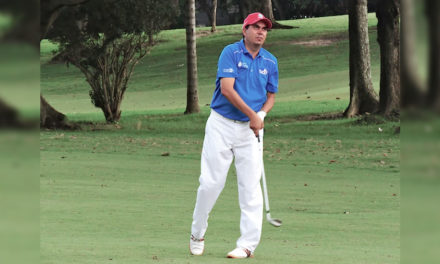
{"left": 71, "top": 121, "right": 122, "bottom": 131}
{"left": 295, "top": 112, "right": 344, "bottom": 121}
{"left": 289, "top": 26, "right": 377, "bottom": 47}
{"left": 274, "top": 112, "right": 344, "bottom": 123}
{"left": 196, "top": 30, "right": 212, "bottom": 38}
{"left": 354, "top": 115, "right": 386, "bottom": 125}
{"left": 196, "top": 29, "right": 221, "bottom": 38}
{"left": 290, "top": 39, "right": 337, "bottom": 47}
{"left": 290, "top": 33, "right": 347, "bottom": 47}
{"left": 354, "top": 112, "right": 400, "bottom": 125}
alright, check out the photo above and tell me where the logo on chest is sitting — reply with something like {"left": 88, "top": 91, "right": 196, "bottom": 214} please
{"left": 237, "top": 61, "right": 249, "bottom": 69}
{"left": 259, "top": 69, "right": 268, "bottom": 75}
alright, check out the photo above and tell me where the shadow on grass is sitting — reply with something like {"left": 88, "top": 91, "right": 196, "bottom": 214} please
{"left": 273, "top": 111, "right": 400, "bottom": 133}
{"left": 274, "top": 112, "right": 344, "bottom": 123}
{"left": 42, "top": 110, "right": 401, "bottom": 134}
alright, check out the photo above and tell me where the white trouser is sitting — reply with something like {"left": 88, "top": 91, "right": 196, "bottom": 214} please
{"left": 191, "top": 110, "right": 263, "bottom": 253}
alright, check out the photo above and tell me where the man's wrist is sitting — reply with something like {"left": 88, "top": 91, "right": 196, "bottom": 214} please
{"left": 257, "top": 111, "right": 267, "bottom": 121}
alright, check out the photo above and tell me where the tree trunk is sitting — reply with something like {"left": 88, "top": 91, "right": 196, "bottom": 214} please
{"left": 40, "top": 0, "right": 89, "bottom": 130}
{"left": 40, "top": 95, "right": 77, "bottom": 129}
{"left": 344, "top": 0, "right": 379, "bottom": 117}
{"left": 0, "top": 99, "right": 22, "bottom": 128}
{"left": 148, "top": 32, "right": 154, "bottom": 46}
{"left": 426, "top": 0, "right": 440, "bottom": 111}
{"left": 272, "top": 0, "right": 285, "bottom": 20}
{"left": 262, "top": 0, "right": 275, "bottom": 22}
{"left": 262, "top": 0, "right": 294, "bottom": 29}
{"left": 400, "top": 0, "right": 425, "bottom": 108}
{"left": 102, "top": 103, "right": 122, "bottom": 123}
{"left": 211, "top": 0, "right": 217, "bottom": 33}
{"left": 184, "top": 0, "right": 200, "bottom": 114}
{"left": 0, "top": 99, "right": 39, "bottom": 129}
{"left": 41, "top": 6, "right": 65, "bottom": 40}
{"left": 239, "top": 0, "right": 251, "bottom": 21}
{"left": 376, "top": 0, "right": 400, "bottom": 116}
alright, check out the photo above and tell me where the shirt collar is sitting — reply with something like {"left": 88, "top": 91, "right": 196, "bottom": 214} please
{"left": 240, "top": 39, "right": 263, "bottom": 58}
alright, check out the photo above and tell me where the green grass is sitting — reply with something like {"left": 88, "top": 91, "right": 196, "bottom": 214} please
{"left": 40, "top": 13, "right": 399, "bottom": 264}
{"left": 40, "top": 13, "right": 380, "bottom": 115}
{"left": 40, "top": 113, "right": 399, "bottom": 264}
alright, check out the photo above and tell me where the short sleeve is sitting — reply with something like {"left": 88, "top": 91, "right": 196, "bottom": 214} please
{"left": 267, "top": 60, "right": 278, "bottom": 93}
{"left": 217, "top": 46, "right": 238, "bottom": 78}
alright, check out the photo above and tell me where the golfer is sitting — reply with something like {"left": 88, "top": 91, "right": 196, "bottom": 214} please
{"left": 189, "top": 12, "right": 278, "bottom": 259}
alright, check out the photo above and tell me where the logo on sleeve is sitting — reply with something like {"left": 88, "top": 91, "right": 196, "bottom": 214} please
{"left": 223, "top": 68, "right": 234, "bottom": 73}
{"left": 259, "top": 69, "right": 268, "bottom": 75}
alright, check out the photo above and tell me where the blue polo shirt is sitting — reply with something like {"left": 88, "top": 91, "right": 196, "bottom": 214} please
{"left": 211, "top": 39, "right": 279, "bottom": 121}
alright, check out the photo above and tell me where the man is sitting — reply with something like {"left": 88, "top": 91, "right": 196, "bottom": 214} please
{"left": 189, "top": 12, "right": 278, "bottom": 259}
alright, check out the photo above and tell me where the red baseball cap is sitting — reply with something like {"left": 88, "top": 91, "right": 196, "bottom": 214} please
{"left": 242, "top": 12, "right": 272, "bottom": 30}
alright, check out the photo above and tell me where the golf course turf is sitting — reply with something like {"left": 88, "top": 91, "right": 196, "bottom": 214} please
{"left": 40, "top": 14, "right": 399, "bottom": 263}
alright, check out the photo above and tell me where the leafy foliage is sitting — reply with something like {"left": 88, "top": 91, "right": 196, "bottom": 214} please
{"left": 48, "top": 0, "right": 178, "bottom": 41}
{"left": 47, "top": 0, "right": 178, "bottom": 122}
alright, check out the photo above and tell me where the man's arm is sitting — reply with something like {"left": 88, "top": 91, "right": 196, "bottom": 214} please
{"left": 220, "top": 77, "right": 263, "bottom": 136}
{"left": 260, "top": 92, "right": 275, "bottom": 114}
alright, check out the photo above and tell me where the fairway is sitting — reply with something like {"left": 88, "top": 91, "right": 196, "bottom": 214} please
{"left": 40, "top": 14, "right": 400, "bottom": 264}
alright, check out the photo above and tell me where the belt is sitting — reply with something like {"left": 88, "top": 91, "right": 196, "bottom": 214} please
{"left": 211, "top": 110, "right": 249, "bottom": 124}
{"left": 231, "top": 119, "right": 248, "bottom": 124}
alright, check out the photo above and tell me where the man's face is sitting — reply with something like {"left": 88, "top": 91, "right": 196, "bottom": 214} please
{"left": 243, "top": 21, "right": 268, "bottom": 46}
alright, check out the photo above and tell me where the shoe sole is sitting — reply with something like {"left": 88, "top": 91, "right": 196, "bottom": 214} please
{"left": 226, "top": 254, "right": 254, "bottom": 259}
{"left": 189, "top": 244, "right": 204, "bottom": 256}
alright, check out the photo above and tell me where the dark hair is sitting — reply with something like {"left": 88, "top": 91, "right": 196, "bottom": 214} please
{"left": 242, "top": 25, "right": 250, "bottom": 39}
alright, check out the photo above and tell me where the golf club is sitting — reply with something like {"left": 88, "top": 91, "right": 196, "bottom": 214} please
{"left": 259, "top": 134, "right": 282, "bottom": 227}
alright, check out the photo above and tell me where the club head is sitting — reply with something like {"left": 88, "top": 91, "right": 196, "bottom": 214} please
{"left": 269, "top": 218, "right": 282, "bottom": 227}
{"left": 267, "top": 215, "right": 282, "bottom": 227}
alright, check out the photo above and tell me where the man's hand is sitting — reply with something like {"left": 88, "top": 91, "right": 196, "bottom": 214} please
{"left": 221, "top": 78, "right": 265, "bottom": 136}
{"left": 250, "top": 113, "right": 264, "bottom": 136}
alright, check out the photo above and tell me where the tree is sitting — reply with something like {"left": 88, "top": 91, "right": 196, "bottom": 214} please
{"left": 185, "top": 0, "right": 200, "bottom": 114}
{"left": 65, "top": 34, "right": 151, "bottom": 122}
{"left": 211, "top": 0, "right": 218, "bottom": 32}
{"left": 286, "top": 0, "right": 348, "bottom": 19}
{"left": 1, "top": 0, "right": 66, "bottom": 129}
{"left": 344, "top": 0, "right": 379, "bottom": 117}
{"left": 425, "top": 0, "right": 440, "bottom": 111}
{"left": 262, "top": 0, "right": 295, "bottom": 29}
{"left": 40, "top": 95, "right": 78, "bottom": 129}
{"left": 40, "top": 0, "right": 90, "bottom": 129}
{"left": 196, "top": 0, "right": 217, "bottom": 32}
{"left": 376, "top": 0, "right": 400, "bottom": 116}
{"left": 270, "top": 0, "right": 284, "bottom": 20}
{"left": 40, "top": 0, "right": 91, "bottom": 40}
{"left": 238, "top": 0, "right": 293, "bottom": 29}
{"left": 48, "top": 0, "right": 178, "bottom": 122}
{"left": 400, "top": 0, "right": 424, "bottom": 108}
{"left": 0, "top": 99, "right": 20, "bottom": 128}
{"left": 262, "top": 0, "right": 276, "bottom": 22}
{"left": 0, "top": 0, "right": 40, "bottom": 128}
{"left": 0, "top": 99, "right": 34, "bottom": 129}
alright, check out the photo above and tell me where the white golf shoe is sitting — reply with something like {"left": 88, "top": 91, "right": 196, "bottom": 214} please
{"left": 226, "top": 247, "right": 254, "bottom": 258}
{"left": 189, "top": 235, "right": 204, "bottom": 256}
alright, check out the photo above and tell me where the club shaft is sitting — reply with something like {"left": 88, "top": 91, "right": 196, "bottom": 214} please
{"left": 260, "top": 137, "right": 271, "bottom": 214}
